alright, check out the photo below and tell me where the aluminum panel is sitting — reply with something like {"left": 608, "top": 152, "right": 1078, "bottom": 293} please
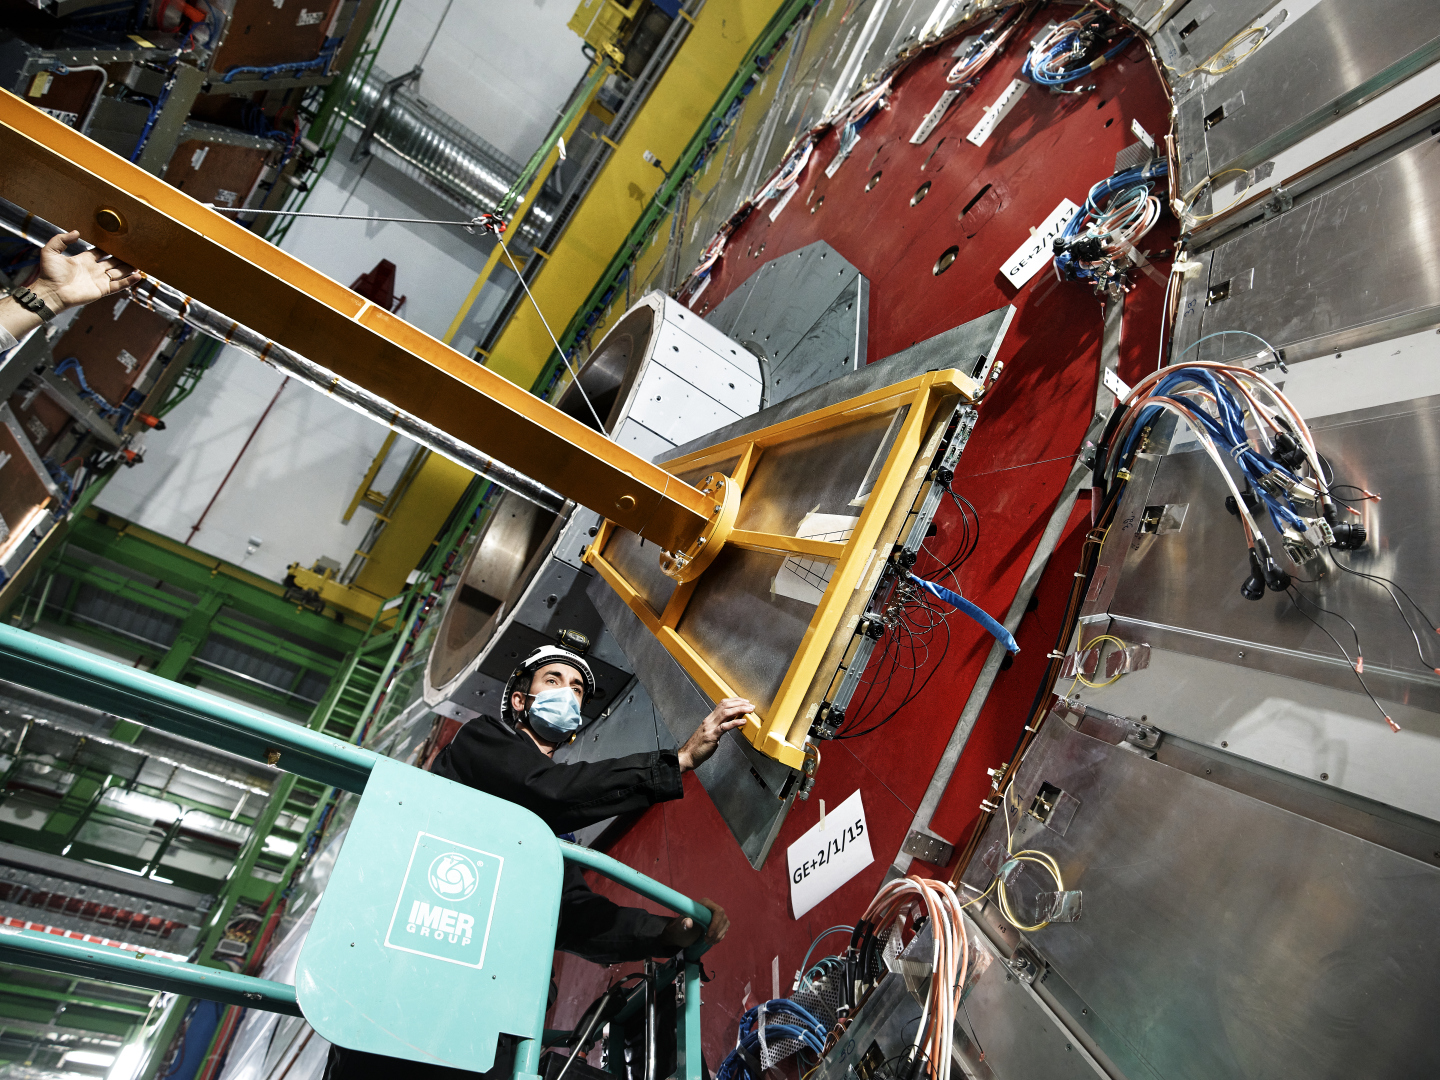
{"left": 706, "top": 243, "right": 867, "bottom": 373}
{"left": 587, "top": 578, "right": 796, "bottom": 868}
{"left": 670, "top": 304, "right": 1012, "bottom": 463}
{"left": 1104, "top": 394, "right": 1440, "bottom": 712}
{"left": 731, "top": 410, "right": 897, "bottom": 535}
{"left": 1197, "top": 136, "right": 1440, "bottom": 364}
{"left": 1193, "top": 0, "right": 1440, "bottom": 178}
{"left": 676, "top": 546, "right": 815, "bottom": 714}
{"left": 768, "top": 275, "right": 867, "bottom": 402}
{"left": 1153, "top": 0, "right": 1271, "bottom": 77}
{"left": 622, "top": 361, "right": 744, "bottom": 445}
{"left": 962, "top": 716, "right": 1440, "bottom": 1080}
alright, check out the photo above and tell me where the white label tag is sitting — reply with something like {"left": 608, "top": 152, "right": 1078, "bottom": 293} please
{"left": 1000, "top": 198, "right": 1079, "bottom": 288}
{"left": 910, "top": 88, "right": 960, "bottom": 144}
{"left": 772, "top": 512, "right": 856, "bottom": 605}
{"left": 686, "top": 275, "right": 711, "bottom": 308}
{"left": 825, "top": 129, "right": 859, "bottom": 178}
{"left": 116, "top": 349, "right": 139, "bottom": 373}
{"left": 768, "top": 184, "right": 799, "bottom": 222}
{"left": 787, "top": 789, "right": 873, "bottom": 918}
{"left": 965, "top": 79, "right": 1027, "bottom": 147}
{"left": 1103, "top": 366, "right": 1133, "bottom": 401}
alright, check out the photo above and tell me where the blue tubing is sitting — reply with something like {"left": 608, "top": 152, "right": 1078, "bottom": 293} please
{"left": 908, "top": 573, "right": 1020, "bottom": 653}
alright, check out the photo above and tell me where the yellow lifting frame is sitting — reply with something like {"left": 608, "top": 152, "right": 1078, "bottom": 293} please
{"left": 585, "top": 370, "right": 977, "bottom": 770}
{"left": 0, "top": 91, "right": 979, "bottom": 772}
{"left": 0, "top": 91, "right": 714, "bottom": 554}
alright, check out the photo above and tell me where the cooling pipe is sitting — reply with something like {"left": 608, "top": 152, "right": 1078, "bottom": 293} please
{"left": 335, "top": 65, "right": 555, "bottom": 244}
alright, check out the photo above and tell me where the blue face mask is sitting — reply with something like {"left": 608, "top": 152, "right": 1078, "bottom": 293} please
{"left": 526, "top": 687, "right": 583, "bottom": 742}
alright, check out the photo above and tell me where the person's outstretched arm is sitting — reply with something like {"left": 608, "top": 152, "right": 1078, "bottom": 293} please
{"left": 0, "top": 231, "right": 141, "bottom": 348}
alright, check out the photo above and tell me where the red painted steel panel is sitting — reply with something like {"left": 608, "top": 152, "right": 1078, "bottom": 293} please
{"left": 551, "top": 14, "right": 1174, "bottom": 1067}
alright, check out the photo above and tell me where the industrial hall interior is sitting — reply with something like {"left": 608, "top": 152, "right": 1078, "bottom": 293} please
{"left": 0, "top": 0, "right": 1436, "bottom": 1077}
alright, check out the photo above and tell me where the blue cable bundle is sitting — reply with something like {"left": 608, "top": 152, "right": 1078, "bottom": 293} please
{"left": 715, "top": 999, "right": 828, "bottom": 1080}
{"left": 1022, "top": 14, "right": 1132, "bottom": 86}
{"left": 54, "top": 358, "right": 120, "bottom": 418}
{"left": 906, "top": 574, "right": 1019, "bottom": 654}
{"left": 1053, "top": 159, "right": 1168, "bottom": 285}
{"left": 1120, "top": 365, "right": 1309, "bottom": 535}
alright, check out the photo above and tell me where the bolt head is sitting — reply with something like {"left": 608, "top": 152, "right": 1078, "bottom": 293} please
{"left": 94, "top": 206, "right": 127, "bottom": 234}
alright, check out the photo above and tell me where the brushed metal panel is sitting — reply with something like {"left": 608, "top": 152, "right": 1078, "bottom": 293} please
{"left": 676, "top": 546, "right": 815, "bottom": 714}
{"left": 963, "top": 716, "right": 1440, "bottom": 1080}
{"left": 707, "top": 243, "right": 866, "bottom": 374}
{"left": 1194, "top": 0, "right": 1440, "bottom": 178}
{"left": 587, "top": 577, "right": 796, "bottom": 868}
{"left": 768, "top": 275, "right": 867, "bottom": 402}
{"left": 1104, "top": 394, "right": 1440, "bottom": 712}
{"left": 1196, "top": 136, "right": 1440, "bottom": 364}
{"left": 1070, "top": 646, "right": 1440, "bottom": 825}
{"left": 669, "top": 303, "right": 1012, "bottom": 463}
{"left": 1154, "top": 0, "right": 1270, "bottom": 79}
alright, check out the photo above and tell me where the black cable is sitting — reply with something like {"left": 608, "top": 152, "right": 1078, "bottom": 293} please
{"left": 1285, "top": 586, "right": 1397, "bottom": 728}
{"left": 1289, "top": 587, "right": 1362, "bottom": 667}
{"left": 840, "top": 600, "right": 953, "bottom": 740}
{"left": 1330, "top": 551, "right": 1440, "bottom": 634}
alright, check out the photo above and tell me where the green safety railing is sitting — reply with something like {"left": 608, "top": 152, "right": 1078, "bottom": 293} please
{"left": 0, "top": 623, "right": 709, "bottom": 1076}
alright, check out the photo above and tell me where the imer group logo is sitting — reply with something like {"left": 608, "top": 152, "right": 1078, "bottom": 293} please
{"left": 384, "top": 832, "right": 503, "bottom": 969}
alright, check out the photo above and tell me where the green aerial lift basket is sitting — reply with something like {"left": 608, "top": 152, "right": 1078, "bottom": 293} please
{"left": 0, "top": 623, "right": 708, "bottom": 1080}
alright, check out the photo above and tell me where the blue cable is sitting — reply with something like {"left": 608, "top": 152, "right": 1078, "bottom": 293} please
{"left": 1120, "top": 365, "right": 1309, "bottom": 533}
{"left": 54, "top": 358, "right": 120, "bottom": 418}
{"left": 907, "top": 573, "right": 1020, "bottom": 654}
{"left": 1054, "top": 159, "right": 1167, "bottom": 283}
{"left": 716, "top": 998, "right": 830, "bottom": 1080}
{"left": 129, "top": 67, "right": 179, "bottom": 163}
{"left": 222, "top": 38, "right": 338, "bottom": 83}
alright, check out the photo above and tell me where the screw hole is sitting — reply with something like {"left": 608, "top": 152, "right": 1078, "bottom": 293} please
{"left": 934, "top": 246, "right": 959, "bottom": 275}
{"left": 911, "top": 181, "right": 931, "bottom": 206}
{"left": 866, "top": 171, "right": 883, "bottom": 191}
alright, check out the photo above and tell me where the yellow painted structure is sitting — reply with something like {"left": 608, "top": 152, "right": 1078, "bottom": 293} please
{"left": 586, "top": 370, "right": 980, "bottom": 769}
{"left": 485, "top": 0, "right": 785, "bottom": 390}
{"left": 353, "top": 452, "right": 472, "bottom": 599}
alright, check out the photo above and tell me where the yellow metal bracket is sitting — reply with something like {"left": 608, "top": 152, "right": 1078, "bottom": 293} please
{"left": 585, "top": 370, "right": 979, "bottom": 770}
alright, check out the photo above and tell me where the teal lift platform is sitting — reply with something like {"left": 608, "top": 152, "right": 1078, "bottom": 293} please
{"left": 0, "top": 624, "right": 708, "bottom": 1080}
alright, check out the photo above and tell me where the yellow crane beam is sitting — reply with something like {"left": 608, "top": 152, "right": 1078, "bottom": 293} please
{"left": 0, "top": 91, "right": 713, "bottom": 554}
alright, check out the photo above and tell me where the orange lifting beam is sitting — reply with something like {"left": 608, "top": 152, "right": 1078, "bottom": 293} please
{"left": 0, "top": 91, "right": 714, "bottom": 553}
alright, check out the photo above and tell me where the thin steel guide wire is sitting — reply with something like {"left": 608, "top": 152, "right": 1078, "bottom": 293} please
{"left": 494, "top": 232, "right": 609, "bottom": 434}
{"left": 0, "top": 198, "right": 566, "bottom": 514}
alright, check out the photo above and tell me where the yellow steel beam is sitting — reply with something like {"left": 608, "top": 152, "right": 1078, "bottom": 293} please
{"left": 487, "top": 0, "right": 784, "bottom": 388}
{"left": 586, "top": 370, "right": 979, "bottom": 770}
{"left": 727, "top": 532, "right": 846, "bottom": 559}
{"left": 0, "top": 91, "right": 713, "bottom": 553}
{"left": 343, "top": 430, "right": 397, "bottom": 524}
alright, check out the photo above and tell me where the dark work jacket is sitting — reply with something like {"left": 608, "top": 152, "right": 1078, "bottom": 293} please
{"left": 430, "top": 713, "right": 685, "bottom": 965}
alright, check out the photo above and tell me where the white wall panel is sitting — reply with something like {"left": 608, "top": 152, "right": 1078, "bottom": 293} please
{"left": 375, "top": 0, "right": 593, "bottom": 165}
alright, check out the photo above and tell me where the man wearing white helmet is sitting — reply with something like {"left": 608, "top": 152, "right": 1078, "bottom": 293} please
{"left": 429, "top": 636, "right": 752, "bottom": 964}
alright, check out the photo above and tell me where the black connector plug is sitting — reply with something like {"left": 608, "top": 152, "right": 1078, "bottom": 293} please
{"left": 1271, "top": 430, "right": 1307, "bottom": 471}
{"left": 1254, "top": 537, "right": 1290, "bottom": 591}
{"left": 1241, "top": 549, "right": 1265, "bottom": 601}
{"left": 1331, "top": 521, "right": 1367, "bottom": 550}
{"left": 1225, "top": 488, "right": 1263, "bottom": 517}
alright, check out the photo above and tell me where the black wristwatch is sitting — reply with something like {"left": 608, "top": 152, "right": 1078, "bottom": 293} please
{"left": 7, "top": 286, "right": 56, "bottom": 323}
